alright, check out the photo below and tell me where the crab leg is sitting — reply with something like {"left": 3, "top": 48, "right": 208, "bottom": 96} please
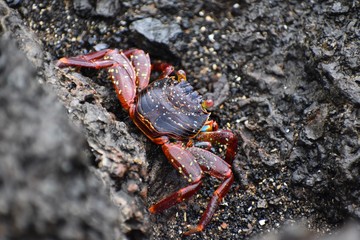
{"left": 185, "top": 147, "right": 234, "bottom": 236}
{"left": 57, "top": 49, "right": 137, "bottom": 111}
{"left": 152, "top": 62, "right": 175, "bottom": 78}
{"left": 149, "top": 143, "right": 203, "bottom": 213}
{"left": 123, "top": 49, "right": 151, "bottom": 91}
{"left": 56, "top": 49, "right": 115, "bottom": 68}
{"left": 196, "top": 130, "right": 238, "bottom": 164}
{"left": 56, "top": 57, "right": 115, "bottom": 69}
{"left": 67, "top": 49, "right": 111, "bottom": 61}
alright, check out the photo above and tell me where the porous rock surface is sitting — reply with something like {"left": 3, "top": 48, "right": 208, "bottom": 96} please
{"left": 1, "top": 0, "right": 359, "bottom": 239}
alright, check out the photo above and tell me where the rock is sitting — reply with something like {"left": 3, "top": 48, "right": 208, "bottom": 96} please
{"left": 154, "top": 0, "right": 181, "bottom": 14}
{"left": 95, "top": 0, "right": 120, "bottom": 17}
{"left": 73, "top": 0, "right": 121, "bottom": 17}
{"left": 320, "top": 62, "right": 360, "bottom": 105}
{"left": 7, "top": 0, "right": 360, "bottom": 239}
{"left": 303, "top": 104, "right": 328, "bottom": 140}
{"left": 129, "top": 17, "right": 182, "bottom": 58}
{"left": 330, "top": 2, "right": 349, "bottom": 14}
{"left": 5, "top": 0, "right": 21, "bottom": 7}
{"left": 73, "top": 0, "right": 93, "bottom": 17}
{"left": 0, "top": 34, "right": 123, "bottom": 240}
{"left": 253, "top": 221, "right": 360, "bottom": 240}
{"left": 130, "top": 17, "right": 182, "bottom": 45}
{"left": 204, "top": 75, "right": 230, "bottom": 109}
{"left": 257, "top": 199, "right": 268, "bottom": 209}
{"left": 0, "top": 2, "right": 149, "bottom": 238}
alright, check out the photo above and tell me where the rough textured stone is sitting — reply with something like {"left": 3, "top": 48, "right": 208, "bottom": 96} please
{"left": 73, "top": 0, "right": 121, "bottom": 17}
{"left": 2, "top": 0, "right": 360, "bottom": 239}
{"left": 0, "top": 1, "right": 149, "bottom": 239}
{"left": 130, "top": 17, "right": 182, "bottom": 45}
{"left": 0, "top": 32, "right": 123, "bottom": 240}
{"left": 129, "top": 17, "right": 182, "bottom": 58}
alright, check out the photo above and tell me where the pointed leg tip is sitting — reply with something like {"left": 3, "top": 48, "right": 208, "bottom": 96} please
{"left": 148, "top": 206, "right": 156, "bottom": 214}
{"left": 183, "top": 225, "right": 204, "bottom": 236}
{"left": 56, "top": 59, "right": 67, "bottom": 68}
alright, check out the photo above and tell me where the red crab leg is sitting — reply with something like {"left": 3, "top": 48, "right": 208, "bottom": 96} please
{"left": 149, "top": 143, "right": 203, "bottom": 213}
{"left": 56, "top": 58, "right": 114, "bottom": 69}
{"left": 196, "top": 130, "right": 238, "bottom": 164}
{"left": 184, "top": 147, "right": 234, "bottom": 236}
{"left": 123, "top": 49, "right": 151, "bottom": 91}
{"left": 56, "top": 49, "right": 119, "bottom": 68}
{"left": 152, "top": 62, "right": 175, "bottom": 78}
{"left": 57, "top": 49, "right": 137, "bottom": 111}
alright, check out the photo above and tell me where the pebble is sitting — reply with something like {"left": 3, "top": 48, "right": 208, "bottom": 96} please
{"left": 259, "top": 219, "right": 266, "bottom": 226}
{"left": 130, "top": 17, "right": 182, "bottom": 45}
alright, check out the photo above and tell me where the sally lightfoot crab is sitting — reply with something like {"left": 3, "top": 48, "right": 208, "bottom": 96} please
{"left": 57, "top": 48, "right": 238, "bottom": 235}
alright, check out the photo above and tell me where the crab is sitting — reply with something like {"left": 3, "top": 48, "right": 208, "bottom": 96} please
{"left": 57, "top": 48, "right": 238, "bottom": 235}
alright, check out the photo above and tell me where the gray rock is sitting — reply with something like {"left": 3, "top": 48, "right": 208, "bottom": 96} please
{"left": 73, "top": 0, "right": 93, "bottom": 16}
{"left": 96, "top": 0, "right": 120, "bottom": 17}
{"left": 8, "top": 0, "right": 360, "bottom": 239}
{"left": 0, "top": 2, "right": 148, "bottom": 239}
{"left": 128, "top": 17, "right": 183, "bottom": 59}
{"left": 0, "top": 34, "right": 122, "bottom": 240}
{"left": 73, "top": 0, "right": 121, "bottom": 17}
{"left": 304, "top": 104, "right": 328, "bottom": 140}
{"left": 130, "top": 17, "right": 182, "bottom": 45}
{"left": 320, "top": 62, "right": 360, "bottom": 105}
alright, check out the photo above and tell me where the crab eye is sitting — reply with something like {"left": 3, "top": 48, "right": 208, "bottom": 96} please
{"left": 202, "top": 99, "right": 214, "bottom": 109}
